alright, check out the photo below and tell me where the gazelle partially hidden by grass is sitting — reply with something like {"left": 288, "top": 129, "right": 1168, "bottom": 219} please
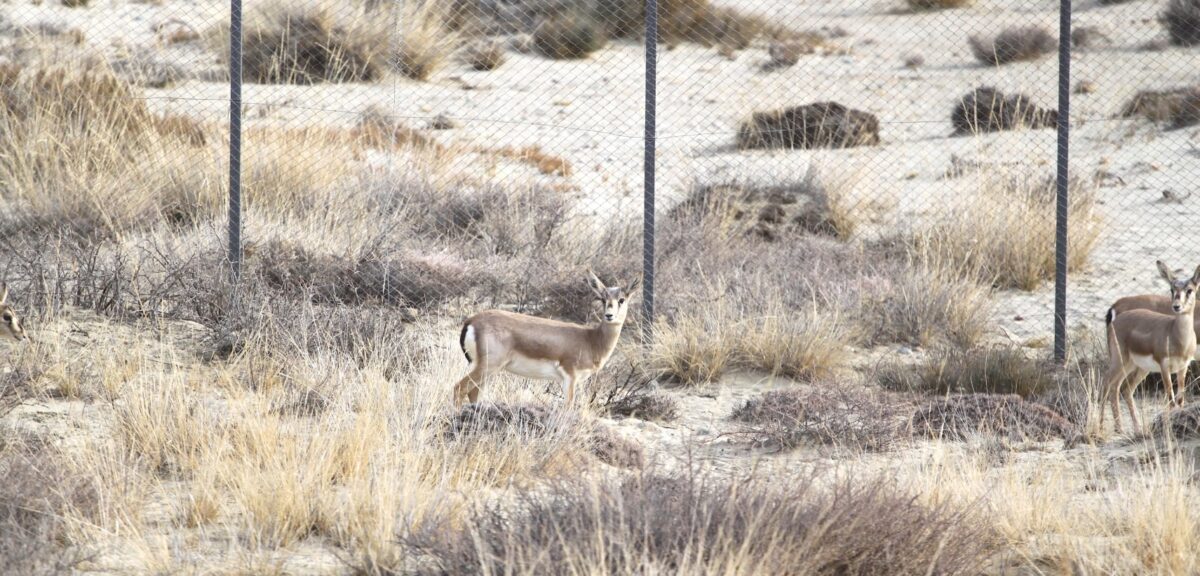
{"left": 453, "top": 270, "right": 640, "bottom": 407}
{"left": 1100, "top": 261, "right": 1200, "bottom": 435}
{"left": 0, "top": 284, "right": 27, "bottom": 342}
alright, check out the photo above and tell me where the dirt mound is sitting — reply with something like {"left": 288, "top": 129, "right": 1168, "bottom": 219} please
{"left": 1151, "top": 403, "right": 1200, "bottom": 439}
{"left": 951, "top": 87, "right": 1058, "bottom": 135}
{"left": 911, "top": 394, "right": 1076, "bottom": 441}
{"left": 736, "top": 102, "right": 880, "bottom": 150}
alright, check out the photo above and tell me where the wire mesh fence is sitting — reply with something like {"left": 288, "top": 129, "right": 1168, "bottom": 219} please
{"left": 0, "top": 0, "right": 1197, "bottom": 360}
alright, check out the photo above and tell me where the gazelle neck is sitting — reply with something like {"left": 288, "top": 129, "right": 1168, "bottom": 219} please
{"left": 589, "top": 320, "right": 625, "bottom": 356}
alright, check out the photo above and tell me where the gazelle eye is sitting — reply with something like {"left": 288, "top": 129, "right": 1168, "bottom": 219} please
{"left": 618, "top": 298, "right": 625, "bottom": 305}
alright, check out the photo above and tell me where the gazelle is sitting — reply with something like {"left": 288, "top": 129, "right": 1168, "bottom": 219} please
{"left": 453, "top": 270, "right": 640, "bottom": 407}
{"left": 1099, "top": 261, "right": 1200, "bottom": 435}
{"left": 1106, "top": 287, "right": 1200, "bottom": 404}
{"left": 0, "top": 284, "right": 27, "bottom": 342}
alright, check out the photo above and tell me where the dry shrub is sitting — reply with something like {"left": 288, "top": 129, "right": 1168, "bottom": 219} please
{"left": 906, "top": 0, "right": 972, "bottom": 10}
{"left": 737, "top": 102, "right": 880, "bottom": 150}
{"left": 952, "top": 86, "right": 1058, "bottom": 135}
{"left": 912, "top": 394, "right": 1077, "bottom": 441}
{"left": 1072, "top": 26, "right": 1110, "bottom": 48}
{"left": 446, "top": 403, "right": 642, "bottom": 468}
{"left": 1121, "top": 86, "right": 1200, "bottom": 128}
{"left": 879, "top": 347, "right": 1056, "bottom": 398}
{"left": 61, "top": 0, "right": 89, "bottom": 6}
{"left": 409, "top": 468, "right": 999, "bottom": 575}
{"left": 0, "top": 440, "right": 97, "bottom": 574}
{"left": 1162, "top": 0, "right": 1200, "bottom": 46}
{"left": 211, "top": 1, "right": 391, "bottom": 84}
{"left": 729, "top": 386, "right": 913, "bottom": 451}
{"left": 969, "top": 26, "right": 1057, "bottom": 65}
{"left": 651, "top": 299, "right": 848, "bottom": 385}
{"left": 860, "top": 264, "right": 992, "bottom": 348}
{"left": 588, "top": 359, "right": 678, "bottom": 422}
{"left": 1150, "top": 402, "right": 1200, "bottom": 439}
{"left": 671, "top": 166, "right": 871, "bottom": 242}
{"left": 489, "top": 146, "right": 573, "bottom": 176}
{"left": 354, "top": 105, "right": 434, "bottom": 149}
{"left": 764, "top": 38, "right": 817, "bottom": 69}
{"left": 534, "top": 15, "right": 607, "bottom": 59}
{"left": 914, "top": 172, "right": 1101, "bottom": 290}
{"left": 395, "top": 1, "right": 460, "bottom": 80}
{"left": 462, "top": 39, "right": 507, "bottom": 71}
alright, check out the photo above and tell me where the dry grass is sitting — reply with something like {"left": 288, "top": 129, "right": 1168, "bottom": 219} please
{"left": 911, "top": 394, "right": 1077, "bottom": 441}
{"left": 409, "top": 467, "right": 1000, "bottom": 575}
{"left": 913, "top": 171, "right": 1102, "bottom": 290}
{"left": 736, "top": 102, "right": 881, "bottom": 150}
{"left": 210, "top": 1, "right": 392, "bottom": 84}
{"left": 462, "top": 39, "right": 506, "bottom": 71}
{"left": 729, "top": 386, "right": 913, "bottom": 451}
{"left": 1122, "top": 86, "right": 1200, "bottom": 128}
{"left": 969, "top": 26, "right": 1057, "bottom": 65}
{"left": 1163, "top": 0, "right": 1200, "bottom": 46}
{"left": 395, "top": 0, "right": 460, "bottom": 80}
{"left": 951, "top": 86, "right": 1058, "bottom": 134}
{"left": 534, "top": 14, "right": 608, "bottom": 59}
{"left": 650, "top": 293, "right": 849, "bottom": 385}
{"left": 906, "top": 0, "right": 972, "bottom": 10}
{"left": 860, "top": 264, "right": 993, "bottom": 348}
{"left": 879, "top": 347, "right": 1057, "bottom": 398}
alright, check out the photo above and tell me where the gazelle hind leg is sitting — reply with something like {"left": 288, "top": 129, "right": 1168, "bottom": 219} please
{"left": 1101, "top": 363, "right": 1132, "bottom": 434}
{"left": 1124, "top": 369, "right": 1148, "bottom": 435}
{"left": 454, "top": 362, "right": 489, "bottom": 406}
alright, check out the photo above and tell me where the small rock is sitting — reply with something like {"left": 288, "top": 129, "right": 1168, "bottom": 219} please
{"left": 1074, "top": 80, "right": 1097, "bottom": 95}
{"left": 903, "top": 54, "right": 924, "bottom": 69}
{"left": 898, "top": 346, "right": 913, "bottom": 355}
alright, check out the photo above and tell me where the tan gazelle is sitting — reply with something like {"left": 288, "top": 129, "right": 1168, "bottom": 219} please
{"left": 1099, "top": 261, "right": 1200, "bottom": 435}
{"left": 1106, "top": 288, "right": 1200, "bottom": 404}
{"left": 0, "top": 284, "right": 27, "bottom": 342}
{"left": 452, "top": 270, "right": 640, "bottom": 407}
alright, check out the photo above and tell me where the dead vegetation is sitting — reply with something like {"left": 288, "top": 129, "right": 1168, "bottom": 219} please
{"left": 911, "top": 394, "right": 1077, "bottom": 441}
{"left": 1150, "top": 402, "right": 1200, "bottom": 439}
{"left": 952, "top": 86, "right": 1058, "bottom": 135}
{"left": 728, "top": 386, "right": 913, "bottom": 451}
{"left": 737, "top": 102, "right": 881, "bottom": 150}
{"left": 969, "top": 26, "right": 1057, "bottom": 66}
{"left": 1162, "top": 0, "right": 1200, "bottom": 46}
{"left": 409, "top": 468, "right": 1000, "bottom": 575}
{"left": 1121, "top": 86, "right": 1200, "bottom": 128}
{"left": 906, "top": 0, "right": 972, "bottom": 10}
{"left": 879, "top": 347, "right": 1056, "bottom": 398}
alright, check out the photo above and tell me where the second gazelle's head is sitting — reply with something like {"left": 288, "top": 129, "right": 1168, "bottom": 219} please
{"left": 0, "top": 284, "right": 26, "bottom": 342}
{"left": 1157, "top": 260, "right": 1200, "bottom": 314}
{"left": 587, "top": 269, "right": 641, "bottom": 325}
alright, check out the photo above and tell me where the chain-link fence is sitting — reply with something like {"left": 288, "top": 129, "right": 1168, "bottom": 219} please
{"left": 1, "top": 0, "right": 1197, "bottom": 360}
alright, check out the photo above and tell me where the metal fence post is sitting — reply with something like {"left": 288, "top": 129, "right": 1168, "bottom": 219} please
{"left": 643, "top": 0, "right": 657, "bottom": 337}
{"left": 229, "top": 0, "right": 244, "bottom": 281}
{"left": 1053, "top": 0, "right": 1072, "bottom": 364}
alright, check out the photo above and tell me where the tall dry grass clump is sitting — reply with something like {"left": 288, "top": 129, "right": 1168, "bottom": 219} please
{"left": 395, "top": 0, "right": 461, "bottom": 80}
{"left": 914, "top": 171, "right": 1101, "bottom": 290}
{"left": 860, "top": 264, "right": 993, "bottom": 348}
{"left": 209, "top": 0, "right": 392, "bottom": 84}
{"left": 969, "top": 26, "right": 1057, "bottom": 65}
{"left": 1162, "top": 0, "right": 1200, "bottom": 46}
{"left": 410, "top": 467, "right": 1000, "bottom": 575}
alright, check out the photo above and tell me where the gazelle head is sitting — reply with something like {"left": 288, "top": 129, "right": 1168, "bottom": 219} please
{"left": 0, "top": 284, "right": 26, "bottom": 342}
{"left": 1156, "top": 260, "right": 1200, "bottom": 314}
{"left": 587, "top": 269, "right": 641, "bottom": 325}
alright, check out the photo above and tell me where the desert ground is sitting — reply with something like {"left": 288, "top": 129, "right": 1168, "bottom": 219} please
{"left": 1, "top": 0, "right": 1200, "bottom": 574}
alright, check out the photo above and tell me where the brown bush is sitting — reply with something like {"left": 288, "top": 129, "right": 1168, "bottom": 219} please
{"left": 859, "top": 265, "right": 993, "bottom": 349}
{"left": 1150, "top": 402, "right": 1200, "bottom": 439}
{"left": 463, "top": 39, "right": 507, "bottom": 71}
{"left": 969, "top": 26, "right": 1056, "bottom": 65}
{"left": 1162, "top": 0, "right": 1200, "bottom": 46}
{"left": 353, "top": 105, "right": 434, "bottom": 149}
{"left": 737, "top": 102, "right": 880, "bottom": 150}
{"left": 588, "top": 360, "right": 678, "bottom": 422}
{"left": 911, "top": 394, "right": 1077, "bottom": 441}
{"left": 1121, "top": 86, "right": 1200, "bottom": 128}
{"left": 729, "top": 386, "right": 913, "bottom": 451}
{"left": 409, "top": 468, "right": 1000, "bottom": 575}
{"left": 588, "top": 424, "right": 645, "bottom": 469}
{"left": 906, "top": 0, "right": 972, "bottom": 10}
{"left": 213, "top": 3, "right": 390, "bottom": 84}
{"left": 951, "top": 86, "right": 1058, "bottom": 135}
{"left": 0, "top": 440, "right": 97, "bottom": 574}
{"left": 878, "top": 347, "right": 1056, "bottom": 398}
{"left": 1071, "top": 26, "right": 1110, "bottom": 48}
{"left": 534, "top": 15, "right": 607, "bottom": 59}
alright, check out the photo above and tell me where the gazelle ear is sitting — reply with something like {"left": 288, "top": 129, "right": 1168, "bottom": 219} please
{"left": 0, "top": 283, "right": 8, "bottom": 306}
{"left": 625, "top": 273, "right": 642, "bottom": 295}
{"left": 1191, "top": 264, "right": 1200, "bottom": 286}
{"left": 1158, "top": 260, "right": 1177, "bottom": 284}
{"left": 586, "top": 269, "right": 607, "bottom": 298}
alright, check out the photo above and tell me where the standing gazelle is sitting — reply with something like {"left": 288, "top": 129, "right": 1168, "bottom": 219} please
{"left": 453, "top": 270, "right": 640, "bottom": 407}
{"left": 1106, "top": 285, "right": 1200, "bottom": 405}
{"left": 1099, "top": 261, "right": 1200, "bottom": 435}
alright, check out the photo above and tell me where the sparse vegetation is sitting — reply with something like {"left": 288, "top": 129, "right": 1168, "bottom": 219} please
{"left": 911, "top": 394, "right": 1077, "bottom": 441}
{"left": 878, "top": 347, "right": 1056, "bottom": 398}
{"left": 952, "top": 86, "right": 1058, "bottom": 134}
{"left": 1162, "top": 0, "right": 1200, "bottom": 46}
{"left": 1122, "top": 86, "right": 1200, "bottom": 127}
{"left": 729, "top": 386, "right": 913, "bottom": 451}
{"left": 861, "top": 265, "right": 993, "bottom": 348}
{"left": 463, "top": 39, "right": 507, "bottom": 71}
{"left": 969, "top": 26, "right": 1057, "bottom": 65}
{"left": 534, "top": 15, "right": 607, "bottom": 59}
{"left": 913, "top": 171, "right": 1101, "bottom": 290}
{"left": 906, "top": 0, "right": 972, "bottom": 10}
{"left": 410, "top": 468, "right": 1001, "bottom": 575}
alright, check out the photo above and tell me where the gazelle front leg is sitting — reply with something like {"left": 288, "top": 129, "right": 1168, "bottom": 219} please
{"left": 558, "top": 366, "right": 578, "bottom": 408}
{"left": 1174, "top": 363, "right": 1190, "bottom": 406}
{"left": 1161, "top": 360, "right": 1178, "bottom": 408}
{"left": 1100, "top": 364, "right": 1129, "bottom": 434}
